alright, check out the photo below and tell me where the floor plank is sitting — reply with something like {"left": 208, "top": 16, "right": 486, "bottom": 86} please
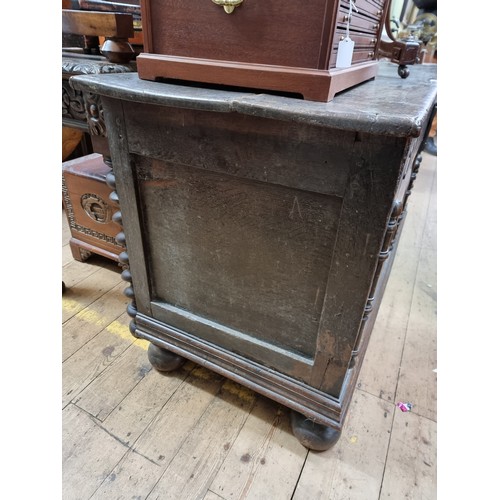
{"left": 62, "top": 404, "right": 129, "bottom": 500}
{"left": 90, "top": 367, "right": 226, "bottom": 498}
{"left": 62, "top": 281, "right": 129, "bottom": 361}
{"left": 102, "top": 361, "right": 195, "bottom": 446}
{"left": 62, "top": 265, "right": 122, "bottom": 323}
{"left": 379, "top": 410, "right": 437, "bottom": 500}
{"left": 210, "top": 396, "right": 307, "bottom": 500}
{"left": 62, "top": 313, "right": 134, "bottom": 408}
{"left": 73, "top": 338, "right": 152, "bottom": 421}
{"left": 146, "top": 380, "right": 257, "bottom": 500}
{"left": 421, "top": 163, "right": 437, "bottom": 252}
{"left": 395, "top": 249, "right": 437, "bottom": 421}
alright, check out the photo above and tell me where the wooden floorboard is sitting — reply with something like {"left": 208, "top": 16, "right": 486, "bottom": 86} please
{"left": 62, "top": 152, "right": 437, "bottom": 499}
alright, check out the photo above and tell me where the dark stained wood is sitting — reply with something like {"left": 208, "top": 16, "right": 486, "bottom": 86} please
{"left": 62, "top": 9, "right": 134, "bottom": 37}
{"left": 78, "top": 0, "right": 141, "bottom": 15}
{"left": 147, "top": 343, "right": 186, "bottom": 372}
{"left": 136, "top": 0, "right": 391, "bottom": 101}
{"left": 71, "top": 62, "right": 437, "bottom": 450}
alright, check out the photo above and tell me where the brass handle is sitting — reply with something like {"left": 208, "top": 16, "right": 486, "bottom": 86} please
{"left": 212, "top": 0, "right": 244, "bottom": 14}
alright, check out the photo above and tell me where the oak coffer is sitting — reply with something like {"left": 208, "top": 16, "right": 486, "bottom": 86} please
{"left": 137, "top": 0, "right": 391, "bottom": 101}
{"left": 71, "top": 62, "right": 437, "bottom": 450}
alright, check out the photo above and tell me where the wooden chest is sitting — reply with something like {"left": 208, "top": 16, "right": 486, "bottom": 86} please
{"left": 137, "top": 0, "right": 390, "bottom": 101}
{"left": 62, "top": 153, "right": 124, "bottom": 262}
{"left": 71, "top": 63, "right": 437, "bottom": 450}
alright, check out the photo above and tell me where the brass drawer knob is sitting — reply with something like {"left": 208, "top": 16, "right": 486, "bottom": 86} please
{"left": 212, "top": 0, "right": 244, "bottom": 14}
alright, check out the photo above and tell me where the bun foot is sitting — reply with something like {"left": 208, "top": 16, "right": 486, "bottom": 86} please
{"left": 290, "top": 410, "right": 341, "bottom": 451}
{"left": 148, "top": 343, "right": 186, "bottom": 372}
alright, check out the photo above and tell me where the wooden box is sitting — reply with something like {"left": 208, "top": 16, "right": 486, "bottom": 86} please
{"left": 71, "top": 63, "right": 437, "bottom": 450}
{"left": 62, "top": 153, "right": 124, "bottom": 262}
{"left": 137, "top": 0, "right": 390, "bottom": 101}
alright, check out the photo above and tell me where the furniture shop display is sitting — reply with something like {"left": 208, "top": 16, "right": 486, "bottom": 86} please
{"left": 71, "top": 62, "right": 437, "bottom": 451}
{"left": 136, "top": 0, "right": 394, "bottom": 102}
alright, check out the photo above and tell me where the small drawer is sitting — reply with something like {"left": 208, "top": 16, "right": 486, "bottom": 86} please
{"left": 337, "top": 6, "right": 382, "bottom": 34}
{"left": 333, "top": 29, "right": 378, "bottom": 48}
{"left": 330, "top": 47, "right": 376, "bottom": 67}
{"left": 342, "top": 0, "right": 385, "bottom": 20}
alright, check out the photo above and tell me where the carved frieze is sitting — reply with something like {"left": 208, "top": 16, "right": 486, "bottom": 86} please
{"left": 62, "top": 56, "right": 136, "bottom": 76}
{"left": 62, "top": 55, "right": 136, "bottom": 131}
{"left": 84, "top": 92, "right": 107, "bottom": 137}
{"left": 62, "top": 80, "right": 86, "bottom": 122}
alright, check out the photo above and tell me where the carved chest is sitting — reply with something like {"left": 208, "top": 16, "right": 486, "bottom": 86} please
{"left": 71, "top": 63, "right": 437, "bottom": 450}
{"left": 62, "top": 153, "right": 124, "bottom": 262}
{"left": 137, "top": 0, "right": 391, "bottom": 101}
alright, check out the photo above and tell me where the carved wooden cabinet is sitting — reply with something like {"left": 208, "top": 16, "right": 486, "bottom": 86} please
{"left": 71, "top": 62, "right": 437, "bottom": 450}
{"left": 137, "top": 0, "right": 392, "bottom": 101}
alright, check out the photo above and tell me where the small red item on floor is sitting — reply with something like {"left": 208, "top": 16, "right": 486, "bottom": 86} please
{"left": 397, "top": 402, "right": 413, "bottom": 412}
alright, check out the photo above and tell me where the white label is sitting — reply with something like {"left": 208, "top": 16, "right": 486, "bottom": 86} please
{"left": 337, "top": 37, "right": 355, "bottom": 68}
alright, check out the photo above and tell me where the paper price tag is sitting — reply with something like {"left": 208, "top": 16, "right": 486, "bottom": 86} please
{"left": 337, "top": 37, "right": 355, "bottom": 68}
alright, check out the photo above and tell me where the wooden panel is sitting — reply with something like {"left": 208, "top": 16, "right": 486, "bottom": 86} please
{"left": 137, "top": 157, "right": 341, "bottom": 361}
{"left": 124, "top": 103, "right": 352, "bottom": 198}
{"left": 62, "top": 9, "right": 134, "bottom": 37}
{"left": 143, "top": 0, "right": 334, "bottom": 69}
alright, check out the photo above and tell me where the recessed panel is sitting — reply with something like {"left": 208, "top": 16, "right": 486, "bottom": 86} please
{"left": 136, "top": 156, "right": 342, "bottom": 358}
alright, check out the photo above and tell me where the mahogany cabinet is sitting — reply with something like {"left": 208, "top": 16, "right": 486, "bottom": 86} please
{"left": 71, "top": 62, "right": 437, "bottom": 450}
{"left": 137, "top": 0, "right": 391, "bottom": 101}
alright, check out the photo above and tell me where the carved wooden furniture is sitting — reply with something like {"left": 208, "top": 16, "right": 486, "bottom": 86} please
{"left": 62, "top": 8, "right": 136, "bottom": 63}
{"left": 137, "top": 0, "right": 393, "bottom": 101}
{"left": 62, "top": 153, "right": 125, "bottom": 262}
{"left": 62, "top": 4, "right": 138, "bottom": 160}
{"left": 71, "top": 62, "right": 437, "bottom": 450}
